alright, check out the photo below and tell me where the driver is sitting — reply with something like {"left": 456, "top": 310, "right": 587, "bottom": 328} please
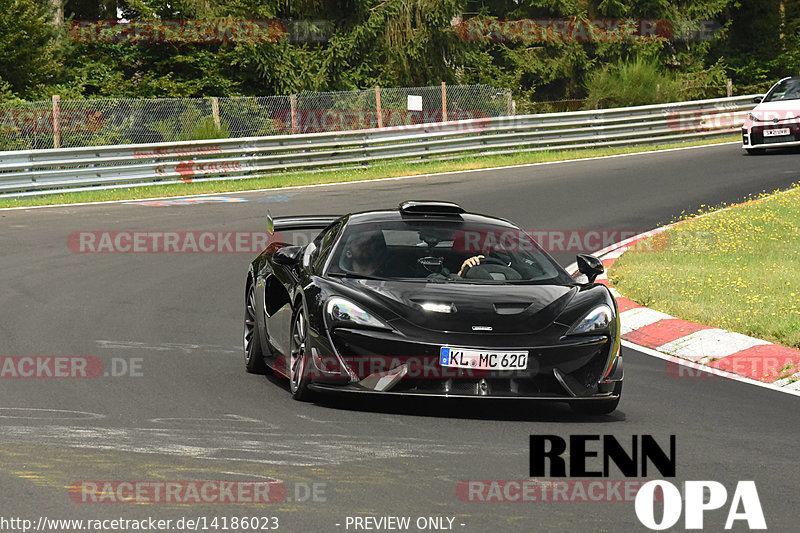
{"left": 457, "top": 248, "right": 521, "bottom": 280}
{"left": 457, "top": 254, "right": 484, "bottom": 276}
{"left": 343, "top": 231, "right": 387, "bottom": 276}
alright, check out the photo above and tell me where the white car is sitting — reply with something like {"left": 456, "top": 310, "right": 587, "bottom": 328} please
{"left": 742, "top": 76, "right": 800, "bottom": 154}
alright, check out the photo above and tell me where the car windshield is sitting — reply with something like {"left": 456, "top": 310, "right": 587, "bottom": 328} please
{"left": 763, "top": 78, "right": 800, "bottom": 102}
{"left": 327, "top": 219, "right": 574, "bottom": 284}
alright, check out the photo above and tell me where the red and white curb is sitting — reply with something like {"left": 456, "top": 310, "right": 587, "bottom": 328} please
{"left": 571, "top": 226, "right": 800, "bottom": 393}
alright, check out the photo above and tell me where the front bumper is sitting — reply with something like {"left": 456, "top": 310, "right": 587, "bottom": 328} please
{"left": 742, "top": 124, "right": 800, "bottom": 149}
{"left": 309, "top": 357, "right": 622, "bottom": 400}
{"left": 308, "top": 327, "right": 622, "bottom": 399}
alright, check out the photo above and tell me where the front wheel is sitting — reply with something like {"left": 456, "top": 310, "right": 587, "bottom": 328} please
{"left": 244, "top": 282, "right": 268, "bottom": 374}
{"left": 289, "top": 309, "right": 315, "bottom": 401}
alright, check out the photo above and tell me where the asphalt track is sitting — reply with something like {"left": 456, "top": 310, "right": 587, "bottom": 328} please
{"left": 1, "top": 143, "right": 799, "bottom": 532}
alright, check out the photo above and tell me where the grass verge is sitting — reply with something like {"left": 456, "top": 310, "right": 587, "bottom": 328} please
{"left": 609, "top": 182, "right": 800, "bottom": 349}
{"left": 0, "top": 135, "right": 739, "bottom": 209}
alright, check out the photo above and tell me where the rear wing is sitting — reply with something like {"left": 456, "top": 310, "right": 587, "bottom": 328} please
{"left": 266, "top": 211, "right": 341, "bottom": 234}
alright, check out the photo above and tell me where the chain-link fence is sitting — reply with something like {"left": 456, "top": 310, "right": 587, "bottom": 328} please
{"left": 0, "top": 84, "right": 512, "bottom": 151}
{"left": 521, "top": 80, "right": 776, "bottom": 114}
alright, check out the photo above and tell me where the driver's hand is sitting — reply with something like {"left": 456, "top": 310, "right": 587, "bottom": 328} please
{"left": 458, "top": 255, "right": 484, "bottom": 276}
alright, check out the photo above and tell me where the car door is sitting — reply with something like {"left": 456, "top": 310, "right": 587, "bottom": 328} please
{"left": 264, "top": 222, "right": 343, "bottom": 357}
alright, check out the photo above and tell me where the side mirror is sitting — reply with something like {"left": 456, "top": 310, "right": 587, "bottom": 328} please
{"left": 576, "top": 253, "right": 604, "bottom": 283}
{"left": 753, "top": 95, "right": 764, "bottom": 104}
{"left": 274, "top": 245, "right": 303, "bottom": 266}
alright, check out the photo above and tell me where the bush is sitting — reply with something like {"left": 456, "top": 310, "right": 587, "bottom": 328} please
{"left": 147, "top": 107, "right": 229, "bottom": 142}
{"left": 182, "top": 115, "right": 230, "bottom": 141}
{"left": 584, "top": 56, "right": 682, "bottom": 109}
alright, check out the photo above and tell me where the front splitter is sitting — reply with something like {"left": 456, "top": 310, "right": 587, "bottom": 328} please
{"left": 307, "top": 383, "right": 620, "bottom": 401}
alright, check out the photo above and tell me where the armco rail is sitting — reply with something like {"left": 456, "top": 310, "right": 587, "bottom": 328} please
{"left": 0, "top": 95, "right": 755, "bottom": 196}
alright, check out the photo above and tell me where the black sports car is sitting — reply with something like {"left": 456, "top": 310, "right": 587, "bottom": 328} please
{"left": 243, "top": 201, "right": 623, "bottom": 414}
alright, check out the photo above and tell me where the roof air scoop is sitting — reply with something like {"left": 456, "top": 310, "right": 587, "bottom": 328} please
{"left": 399, "top": 200, "right": 465, "bottom": 216}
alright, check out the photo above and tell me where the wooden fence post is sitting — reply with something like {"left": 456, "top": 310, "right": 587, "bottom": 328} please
{"left": 211, "top": 97, "right": 221, "bottom": 129}
{"left": 52, "top": 95, "right": 61, "bottom": 149}
{"left": 441, "top": 82, "right": 447, "bottom": 122}
{"left": 290, "top": 94, "right": 298, "bottom": 134}
{"left": 375, "top": 86, "right": 383, "bottom": 128}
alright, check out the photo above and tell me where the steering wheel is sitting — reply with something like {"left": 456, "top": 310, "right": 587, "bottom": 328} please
{"left": 460, "top": 256, "right": 507, "bottom": 278}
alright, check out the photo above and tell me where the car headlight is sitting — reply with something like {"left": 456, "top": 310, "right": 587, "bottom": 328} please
{"left": 748, "top": 112, "right": 758, "bottom": 122}
{"left": 567, "top": 305, "right": 614, "bottom": 335}
{"left": 326, "top": 297, "right": 390, "bottom": 329}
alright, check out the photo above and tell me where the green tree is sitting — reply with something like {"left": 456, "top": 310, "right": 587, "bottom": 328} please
{"left": 0, "top": 0, "right": 63, "bottom": 99}
{"left": 3, "top": 0, "right": 796, "bottom": 106}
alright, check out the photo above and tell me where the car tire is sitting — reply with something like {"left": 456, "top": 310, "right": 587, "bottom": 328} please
{"left": 571, "top": 383, "right": 622, "bottom": 415}
{"left": 244, "top": 281, "right": 269, "bottom": 374}
{"left": 745, "top": 148, "right": 766, "bottom": 155}
{"left": 289, "top": 308, "right": 315, "bottom": 401}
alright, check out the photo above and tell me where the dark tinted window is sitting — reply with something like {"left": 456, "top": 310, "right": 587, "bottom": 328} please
{"left": 327, "top": 219, "right": 574, "bottom": 284}
{"left": 312, "top": 222, "right": 342, "bottom": 273}
{"left": 764, "top": 78, "right": 800, "bottom": 102}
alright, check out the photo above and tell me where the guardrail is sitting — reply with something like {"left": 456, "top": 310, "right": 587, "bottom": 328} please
{"left": 0, "top": 95, "right": 755, "bottom": 197}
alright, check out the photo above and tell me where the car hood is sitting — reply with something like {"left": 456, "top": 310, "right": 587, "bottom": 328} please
{"left": 343, "top": 279, "right": 580, "bottom": 334}
{"left": 749, "top": 100, "right": 800, "bottom": 123}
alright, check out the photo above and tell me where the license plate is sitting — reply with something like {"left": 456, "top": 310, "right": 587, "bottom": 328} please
{"left": 439, "top": 347, "right": 528, "bottom": 370}
{"left": 764, "top": 128, "right": 790, "bottom": 137}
